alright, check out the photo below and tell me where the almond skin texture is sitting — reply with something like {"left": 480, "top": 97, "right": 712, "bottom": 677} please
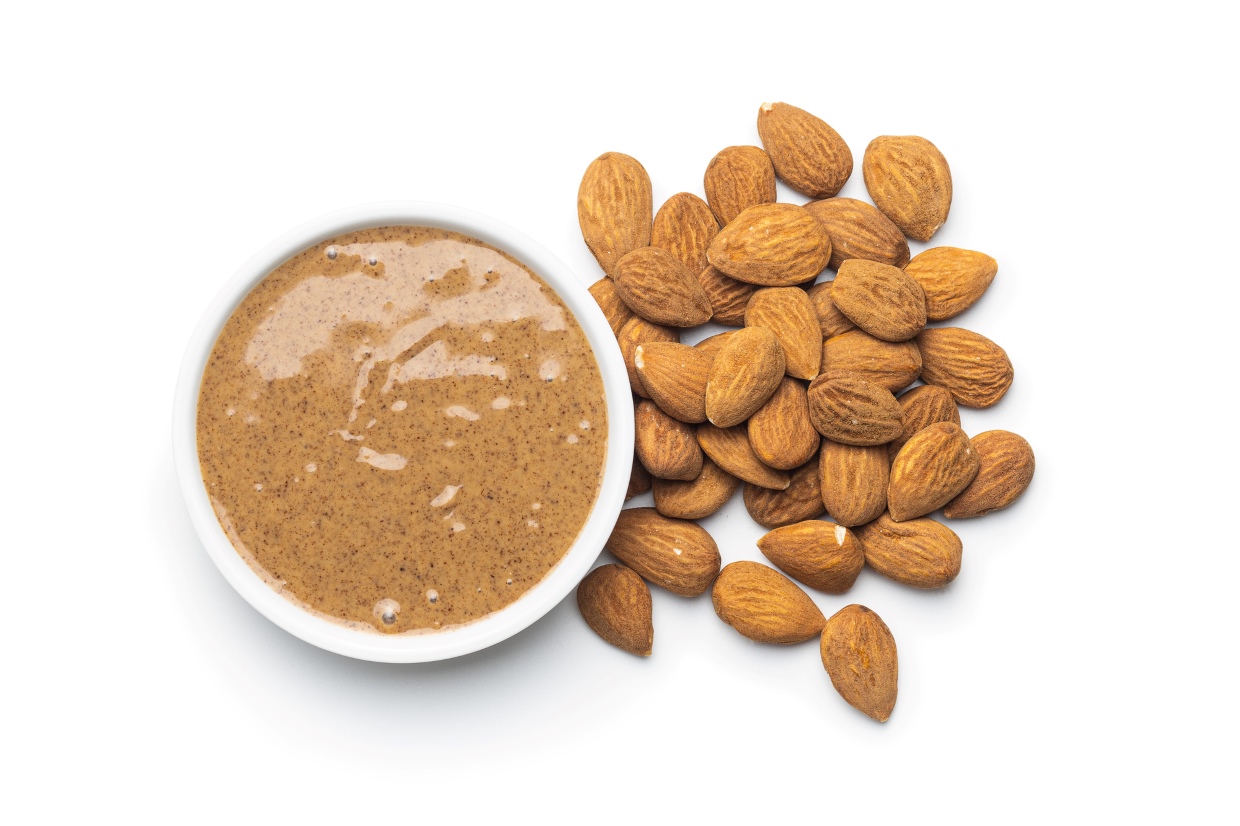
{"left": 712, "top": 561, "right": 826, "bottom": 644}
{"left": 888, "top": 422, "right": 980, "bottom": 521}
{"left": 707, "top": 203, "right": 832, "bottom": 286}
{"left": 803, "top": 197, "right": 910, "bottom": 270}
{"left": 703, "top": 145, "right": 778, "bottom": 226}
{"left": 635, "top": 400, "right": 704, "bottom": 481}
{"left": 618, "top": 316, "right": 679, "bottom": 398}
{"left": 821, "top": 605, "right": 897, "bottom": 721}
{"left": 743, "top": 459, "right": 826, "bottom": 529}
{"left": 589, "top": 277, "right": 635, "bottom": 337}
{"left": 916, "top": 327, "right": 1013, "bottom": 408}
{"left": 696, "top": 423, "right": 790, "bottom": 490}
{"left": 805, "top": 280, "right": 858, "bottom": 339}
{"left": 806, "top": 375, "right": 902, "bottom": 446}
{"left": 652, "top": 192, "right": 719, "bottom": 276}
{"left": 614, "top": 247, "right": 713, "bottom": 328}
{"left": 693, "top": 330, "right": 737, "bottom": 357}
{"left": 944, "top": 430, "right": 1035, "bottom": 518}
{"left": 758, "top": 520, "right": 864, "bottom": 595}
{"left": 855, "top": 512, "right": 962, "bottom": 589}
{"left": 605, "top": 508, "right": 721, "bottom": 597}
{"left": 698, "top": 264, "right": 759, "bottom": 326}
{"left": 831, "top": 259, "right": 927, "bottom": 342}
{"left": 626, "top": 452, "right": 652, "bottom": 500}
{"left": 819, "top": 440, "right": 889, "bottom": 527}
{"left": 635, "top": 342, "right": 712, "bottom": 424}
{"left": 744, "top": 287, "right": 823, "bottom": 379}
{"left": 577, "top": 564, "right": 653, "bottom": 657}
{"left": 748, "top": 377, "right": 821, "bottom": 470}
{"left": 862, "top": 135, "right": 952, "bottom": 242}
{"left": 904, "top": 247, "right": 998, "bottom": 321}
{"left": 705, "top": 326, "right": 785, "bottom": 427}
{"left": 653, "top": 458, "right": 741, "bottom": 520}
{"left": 578, "top": 152, "right": 653, "bottom": 277}
{"left": 820, "top": 330, "right": 922, "bottom": 393}
{"left": 889, "top": 384, "right": 961, "bottom": 462}
{"left": 757, "top": 102, "right": 853, "bottom": 199}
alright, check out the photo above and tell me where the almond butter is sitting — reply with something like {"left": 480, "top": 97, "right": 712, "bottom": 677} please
{"left": 862, "top": 135, "right": 952, "bottom": 242}
{"left": 756, "top": 102, "right": 853, "bottom": 198}
{"left": 888, "top": 422, "right": 980, "bottom": 521}
{"left": 618, "top": 316, "right": 680, "bottom": 399}
{"left": 820, "top": 330, "right": 922, "bottom": 393}
{"left": 744, "top": 287, "right": 822, "bottom": 379}
{"left": 855, "top": 512, "right": 962, "bottom": 589}
{"left": 634, "top": 341, "right": 712, "bottom": 424}
{"left": 747, "top": 377, "right": 820, "bottom": 470}
{"left": 589, "top": 277, "right": 635, "bottom": 337}
{"left": 635, "top": 400, "right": 704, "bottom": 481}
{"left": 757, "top": 520, "right": 864, "bottom": 594}
{"left": 577, "top": 564, "right": 653, "bottom": 657}
{"left": 705, "top": 326, "right": 785, "bottom": 427}
{"left": 652, "top": 192, "right": 719, "bottom": 276}
{"left": 577, "top": 152, "right": 653, "bottom": 277}
{"left": 943, "top": 430, "right": 1035, "bottom": 519}
{"left": 697, "top": 264, "right": 759, "bottom": 326}
{"left": 903, "top": 246, "right": 998, "bottom": 321}
{"left": 652, "top": 457, "right": 740, "bottom": 520}
{"left": 707, "top": 203, "right": 832, "bottom": 286}
{"left": 821, "top": 604, "right": 898, "bottom": 722}
{"left": 696, "top": 423, "right": 791, "bottom": 490}
{"left": 806, "top": 375, "right": 902, "bottom": 446}
{"left": 888, "top": 384, "right": 961, "bottom": 461}
{"left": 703, "top": 145, "right": 778, "bottom": 226}
{"left": 743, "top": 458, "right": 826, "bottom": 529}
{"left": 614, "top": 247, "right": 713, "bottom": 328}
{"left": 605, "top": 508, "right": 721, "bottom": 597}
{"left": 831, "top": 259, "right": 927, "bottom": 342}
{"left": 712, "top": 561, "right": 825, "bottom": 644}
{"left": 805, "top": 279, "right": 858, "bottom": 339}
{"left": 818, "top": 440, "right": 889, "bottom": 527}
{"left": 916, "top": 327, "right": 1013, "bottom": 408}
{"left": 803, "top": 197, "right": 910, "bottom": 270}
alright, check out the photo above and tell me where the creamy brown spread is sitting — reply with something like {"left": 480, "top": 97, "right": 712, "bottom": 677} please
{"left": 197, "top": 226, "right": 608, "bottom": 633}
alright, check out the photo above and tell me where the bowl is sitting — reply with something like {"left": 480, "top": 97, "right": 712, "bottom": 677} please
{"left": 173, "top": 201, "right": 634, "bottom": 663}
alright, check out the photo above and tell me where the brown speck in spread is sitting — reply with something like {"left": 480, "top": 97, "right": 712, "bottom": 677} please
{"left": 197, "top": 226, "right": 608, "bottom": 633}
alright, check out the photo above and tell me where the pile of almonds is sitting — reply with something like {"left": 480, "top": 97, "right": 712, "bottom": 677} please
{"left": 575, "top": 102, "right": 1034, "bottom": 723}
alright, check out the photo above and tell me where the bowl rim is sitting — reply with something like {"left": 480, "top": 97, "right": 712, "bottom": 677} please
{"left": 172, "top": 201, "right": 633, "bottom": 663}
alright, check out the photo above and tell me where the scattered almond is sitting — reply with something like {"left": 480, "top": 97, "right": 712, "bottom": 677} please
{"left": 803, "top": 197, "right": 910, "bottom": 270}
{"left": 635, "top": 400, "right": 704, "bottom": 481}
{"left": 821, "top": 604, "right": 898, "bottom": 722}
{"left": 888, "top": 422, "right": 980, "bottom": 521}
{"left": 577, "top": 152, "right": 652, "bottom": 277}
{"left": 605, "top": 508, "right": 722, "bottom": 597}
{"left": 696, "top": 423, "right": 791, "bottom": 490}
{"left": 618, "top": 316, "right": 680, "bottom": 399}
{"left": 589, "top": 277, "right": 635, "bottom": 337}
{"left": 748, "top": 377, "right": 820, "bottom": 470}
{"left": 698, "top": 264, "right": 759, "bottom": 326}
{"left": 703, "top": 145, "right": 778, "bottom": 226}
{"left": 705, "top": 326, "right": 785, "bottom": 427}
{"left": 818, "top": 440, "right": 889, "bottom": 528}
{"left": 626, "top": 452, "right": 652, "bottom": 500}
{"left": 707, "top": 203, "right": 832, "bottom": 286}
{"left": 743, "top": 459, "right": 826, "bottom": 529}
{"left": 712, "top": 561, "right": 825, "bottom": 644}
{"left": 855, "top": 512, "right": 962, "bottom": 589}
{"left": 820, "top": 330, "right": 922, "bottom": 393}
{"left": 888, "top": 385, "right": 961, "bottom": 461}
{"left": 756, "top": 102, "right": 853, "bottom": 198}
{"left": 903, "top": 247, "right": 997, "bottom": 321}
{"left": 806, "top": 375, "right": 903, "bottom": 446}
{"left": 614, "top": 247, "right": 713, "bottom": 328}
{"left": 916, "top": 327, "right": 1014, "bottom": 408}
{"left": 805, "top": 279, "right": 858, "bottom": 339}
{"left": 943, "top": 430, "right": 1035, "bottom": 518}
{"left": 744, "top": 287, "right": 822, "bottom": 379}
{"left": 653, "top": 457, "right": 740, "bottom": 520}
{"left": 635, "top": 341, "right": 712, "bottom": 424}
{"left": 862, "top": 135, "right": 952, "bottom": 242}
{"left": 577, "top": 564, "right": 653, "bottom": 657}
{"left": 757, "top": 520, "right": 864, "bottom": 594}
{"left": 693, "top": 330, "right": 738, "bottom": 357}
{"left": 831, "top": 259, "right": 927, "bottom": 342}
{"left": 652, "top": 192, "right": 719, "bottom": 276}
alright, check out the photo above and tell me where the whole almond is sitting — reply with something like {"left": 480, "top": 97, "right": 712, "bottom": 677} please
{"left": 653, "top": 457, "right": 740, "bottom": 520}
{"left": 855, "top": 512, "right": 962, "bottom": 588}
{"left": 888, "top": 422, "right": 980, "bottom": 521}
{"left": 652, "top": 192, "right": 719, "bottom": 276}
{"left": 577, "top": 152, "right": 653, "bottom": 277}
{"left": 696, "top": 423, "right": 791, "bottom": 490}
{"left": 803, "top": 197, "right": 910, "bottom": 270}
{"left": 757, "top": 520, "right": 864, "bottom": 594}
{"left": 705, "top": 326, "right": 785, "bottom": 427}
{"left": 614, "top": 247, "right": 712, "bottom": 328}
{"left": 626, "top": 452, "right": 652, "bottom": 500}
{"left": 577, "top": 564, "right": 653, "bottom": 657}
{"left": 818, "top": 440, "right": 888, "bottom": 527}
{"left": 589, "top": 277, "right": 635, "bottom": 337}
{"left": 693, "top": 330, "right": 738, "bottom": 357}
{"left": 904, "top": 247, "right": 998, "bottom": 321}
{"left": 805, "top": 280, "right": 858, "bottom": 339}
{"left": 707, "top": 203, "right": 832, "bottom": 286}
{"left": 618, "top": 316, "right": 680, "bottom": 398}
{"left": 712, "top": 561, "right": 825, "bottom": 644}
{"left": 634, "top": 342, "right": 712, "bottom": 424}
{"left": 831, "top": 259, "right": 927, "bottom": 342}
{"left": 756, "top": 102, "right": 853, "bottom": 198}
{"left": 635, "top": 400, "right": 704, "bottom": 481}
{"left": 806, "top": 375, "right": 902, "bottom": 446}
{"left": 821, "top": 604, "right": 898, "bottom": 722}
{"left": 743, "top": 459, "right": 826, "bottom": 529}
{"left": 862, "top": 135, "right": 952, "bottom": 242}
{"left": 605, "top": 508, "right": 721, "bottom": 597}
{"left": 744, "top": 287, "right": 823, "bottom": 379}
{"left": 703, "top": 145, "right": 778, "bottom": 226}
{"left": 820, "top": 330, "right": 922, "bottom": 393}
{"left": 944, "top": 430, "right": 1035, "bottom": 518}
{"left": 747, "top": 377, "right": 820, "bottom": 470}
{"left": 698, "top": 265, "right": 759, "bottom": 326}
{"left": 888, "top": 384, "right": 961, "bottom": 461}
{"left": 916, "top": 327, "right": 1014, "bottom": 408}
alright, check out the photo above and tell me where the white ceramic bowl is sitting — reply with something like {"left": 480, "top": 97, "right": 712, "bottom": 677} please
{"left": 173, "top": 202, "right": 634, "bottom": 663}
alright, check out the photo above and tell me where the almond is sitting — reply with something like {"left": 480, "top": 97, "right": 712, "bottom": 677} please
{"left": 818, "top": 440, "right": 888, "bottom": 527}
{"left": 634, "top": 342, "right": 712, "bottom": 424}
{"left": 903, "top": 247, "right": 998, "bottom": 322}
{"left": 626, "top": 451, "right": 652, "bottom": 499}
{"left": 693, "top": 330, "right": 738, "bottom": 357}
{"left": 805, "top": 280, "right": 858, "bottom": 339}
{"left": 705, "top": 326, "right": 785, "bottom": 427}
{"left": 820, "top": 330, "right": 922, "bottom": 393}
{"left": 653, "top": 457, "right": 741, "bottom": 520}
{"left": 803, "top": 197, "right": 910, "bottom": 270}
{"left": 605, "top": 508, "right": 721, "bottom": 597}
{"left": 618, "top": 316, "right": 680, "bottom": 398}
{"left": 862, "top": 135, "right": 952, "bottom": 242}
{"left": 757, "top": 520, "right": 863, "bottom": 594}
{"left": 589, "top": 277, "right": 635, "bottom": 337}
{"left": 743, "top": 459, "right": 826, "bottom": 529}
{"left": 756, "top": 102, "right": 853, "bottom": 198}
{"left": 703, "top": 145, "right": 777, "bottom": 226}
{"left": 915, "top": 327, "right": 1013, "bottom": 408}
{"left": 943, "top": 430, "right": 1035, "bottom": 519}
{"left": 855, "top": 512, "right": 962, "bottom": 589}
{"left": 614, "top": 247, "right": 713, "bottom": 328}
{"left": 635, "top": 400, "right": 704, "bottom": 481}
{"left": 577, "top": 564, "right": 653, "bottom": 657}
{"left": 707, "top": 203, "right": 832, "bottom": 286}
{"left": 577, "top": 152, "right": 653, "bottom": 277}
{"left": 888, "top": 422, "right": 980, "bottom": 521}
{"left": 696, "top": 423, "right": 791, "bottom": 490}
{"left": 806, "top": 375, "right": 902, "bottom": 446}
{"left": 888, "top": 384, "right": 961, "bottom": 461}
{"left": 712, "top": 561, "right": 825, "bottom": 644}
{"left": 652, "top": 192, "right": 719, "bottom": 276}
{"left": 831, "top": 259, "right": 927, "bottom": 342}
{"left": 748, "top": 377, "right": 820, "bottom": 470}
{"left": 821, "top": 604, "right": 898, "bottom": 722}
{"left": 744, "top": 287, "right": 823, "bottom": 379}
{"left": 698, "top": 264, "right": 759, "bottom": 326}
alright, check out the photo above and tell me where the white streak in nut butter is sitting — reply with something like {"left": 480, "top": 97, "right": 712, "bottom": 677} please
{"left": 539, "top": 359, "right": 561, "bottom": 381}
{"left": 491, "top": 396, "right": 511, "bottom": 409}
{"left": 391, "top": 400, "right": 407, "bottom": 411}
{"left": 445, "top": 406, "right": 480, "bottom": 421}
{"left": 356, "top": 446, "right": 407, "bottom": 471}
{"left": 430, "top": 485, "right": 461, "bottom": 508}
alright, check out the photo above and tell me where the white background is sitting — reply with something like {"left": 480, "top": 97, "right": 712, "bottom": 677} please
{"left": 2, "top": 1, "right": 1235, "bottom": 822}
